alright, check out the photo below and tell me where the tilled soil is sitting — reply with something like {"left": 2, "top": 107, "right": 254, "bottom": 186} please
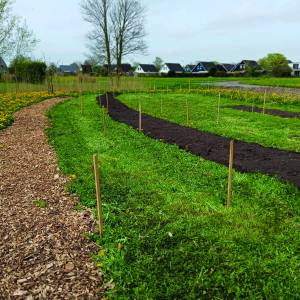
{"left": 225, "top": 105, "right": 300, "bottom": 119}
{"left": 98, "top": 93, "right": 300, "bottom": 189}
{"left": 0, "top": 98, "right": 103, "bottom": 299}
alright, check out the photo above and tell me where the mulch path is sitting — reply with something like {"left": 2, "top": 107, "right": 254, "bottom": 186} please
{"left": 225, "top": 105, "right": 300, "bottom": 119}
{"left": 0, "top": 98, "right": 104, "bottom": 299}
{"left": 98, "top": 93, "right": 300, "bottom": 189}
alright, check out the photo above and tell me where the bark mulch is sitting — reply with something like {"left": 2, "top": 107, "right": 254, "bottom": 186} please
{"left": 225, "top": 105, "right": 300, "bottom": 119}
{"left": 98, "top": 93, "right": 300, "bottom": 190}
{"left": 0, "top": 98, "right": 104, "bottom": 299}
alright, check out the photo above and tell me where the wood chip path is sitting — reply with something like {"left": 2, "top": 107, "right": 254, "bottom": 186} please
{"left": 0, "top": 98, "right": 103, "bottom": 299}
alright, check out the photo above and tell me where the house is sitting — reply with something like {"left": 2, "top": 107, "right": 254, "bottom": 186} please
{"left": 115, "top": 64, "right": 132, "bottom": 75}
{"left": 288, "top": 61, "right": 300, "bottom": 77}
{"left": 192, "top": 61, "right": 226, "bottom": 74}
{"left": 160, "top": 63, "right": 184, "bottom": 74}
{"left": 222, "top": 63, "right": 236, "bottom": 72}
{"left": 185, "top": 64, "right": 196, "bottom": 73}
{"left": 59, "top": 63, "right": 80, "bottom": 75}
{"left": 231, "top": 60, "right": 263, "bottom": 73}
{"left": 0, "top": 57, "right": 8, "bottom": 73}
{"left": 135, "top": 64, "right": 158, "bottom": 74}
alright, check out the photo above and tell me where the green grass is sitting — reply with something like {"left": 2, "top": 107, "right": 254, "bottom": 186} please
{"left": 118, "top": 92, "right": 300, "bottom": 152}
{"left": 47, "top": 94, "right": 300, "bottom": 299}
{"left": 241, "top": 77, "right": 300, "bottom": 88}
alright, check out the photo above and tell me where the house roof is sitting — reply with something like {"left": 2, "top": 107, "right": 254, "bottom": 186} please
{"left": 59, "top": 64, "right": 79, "bottom": 73}
{"left": 192, "top": 61, "right": 217, "bottom": 72}
{"left": 118, "top": 64, "right": 132, "bottom": 73}
{"left": 185, "top": 64, "right": 196, "bottom": 71}
{"left": 222, "top": 63, "right": 235, "bottom": 72}
{"left": 231, "top": 60, "right": 263, "bottom": 72}
{"left": 139, "top": 64, "right": 158, "bottom": 72}
{"left": 215, "top": 64, "right": 227, "bottom": 72}
{"left": 164, "top": 63, "right": 184, "bottom": 72}
{"left": 0, "top": 57, "right": 7, "bottom": 69}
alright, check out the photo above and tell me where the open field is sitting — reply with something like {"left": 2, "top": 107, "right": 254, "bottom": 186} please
{"left": 240, "top": 77, "right": 300, "bottom": 88}
{"left": 47, "top": 93, "right": 300, "bottom": 299}
{"left": 2, "top": 76, "right": 300, "bottom": 94}
{"left": 118, "top": 92, "right": 300, "bottom": 152}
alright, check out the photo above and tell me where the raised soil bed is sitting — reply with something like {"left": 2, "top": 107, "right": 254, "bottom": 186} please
{"left": 97, "top": 93, "right": 300, "bottom": 189}
{"left": 225, "top": 105, "right": 300, "bottom": 119}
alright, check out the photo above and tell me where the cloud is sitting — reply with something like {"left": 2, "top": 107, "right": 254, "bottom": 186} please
{"left": 206, "top": 0, "right": 300, "bottom": 31}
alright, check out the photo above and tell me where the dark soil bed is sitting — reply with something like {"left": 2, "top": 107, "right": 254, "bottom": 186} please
{"left": 97, "top": 93, "right": 300, "bottom": 189}
{"left": 225, "top": 105, "right": 300, "bottom": 119}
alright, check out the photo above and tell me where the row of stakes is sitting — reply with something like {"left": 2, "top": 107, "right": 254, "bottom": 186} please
{"left": 92, "top": 93, "right": 236, "bottom": 238}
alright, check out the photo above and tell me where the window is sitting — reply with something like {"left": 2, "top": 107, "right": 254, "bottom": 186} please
{"left": 293, "top": 64, "right": 299, "bottom": 69}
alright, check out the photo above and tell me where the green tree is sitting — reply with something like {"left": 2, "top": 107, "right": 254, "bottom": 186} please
{"left": 258, "top": 53, "right": 289, "bottom": 75}
{"left": 153, "top": 57, "right": 163, "bottom": 71}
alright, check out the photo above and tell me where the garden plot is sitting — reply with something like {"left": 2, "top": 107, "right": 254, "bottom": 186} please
{"left": 98, "top": 93, "right": 300, "bottom": 189}
{"left": 48, "top": 94, "right": 300, "bottom": 299}
{"left": 225, "top": 105, "right": 300, "bottom": 119}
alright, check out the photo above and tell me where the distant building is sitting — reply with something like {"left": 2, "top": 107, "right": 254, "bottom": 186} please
{"left": 231, "top": 60, "right": 264, "bottom": 73}
{"left": 192, "top": 61, "right": 222, "bottom": 74}
{"left": 288, "top": 61, "right": 300, "bottom": 77}
{"left": 0, "top": 57, "right": 8, "bottom": 73}
{"left": 135, "top": 64, "right": 158, "bottom": 74}
{"left": 221, "top": 63, "right": 236, "bottom": 72}
{"left": 59, "top": 63, "right": 80, "bottom": 75}
{"left": 102, "top": 64, "right": 133, "bottom": 75}
{"left": 160, "top": 63, "right": 184, "bottom": 74}
{"left": 184, "top": 64, "right": 196, "bottom": 73}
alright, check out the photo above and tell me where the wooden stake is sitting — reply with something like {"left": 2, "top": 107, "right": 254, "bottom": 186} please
{"left": 93, "top": 154, "right": 104, "bottom": 237}
{"left": 139, "top": 101, "right": 142, "bottom": 131}
{"left": 106, "top": 93, "right": 109, "bottom": 112}
{"left": 185, "top": 98, "right": 189, "bottom": 126}
{"left": 226, "top": 140, "right": 234, "bottom": 208}
{"left": 217, "top": 93, "right": 221, "bottom": 124}
{"left": 263, "top": 90, "right": 266, "bottom": 114}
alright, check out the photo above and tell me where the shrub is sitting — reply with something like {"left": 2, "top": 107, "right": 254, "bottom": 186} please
{"left": 272, "top": 65, "right": 292, "bottom": 77}
{"left": 9, "top": 57, "right": 47, "bottom": 83}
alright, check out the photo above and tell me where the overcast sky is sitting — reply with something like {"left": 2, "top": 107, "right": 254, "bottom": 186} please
{"left": 13, "top": 0, "right": 300, "bottom": 65}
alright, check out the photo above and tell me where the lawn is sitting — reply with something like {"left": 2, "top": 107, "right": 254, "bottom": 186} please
{"left": 118, "top": 92, "right": 300, "bottom": 152}
{"left": 47, "top": 94, "right": 300, "bottom": 299}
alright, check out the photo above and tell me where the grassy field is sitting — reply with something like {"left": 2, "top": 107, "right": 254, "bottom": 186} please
{"left": 47, "top": 94, "right": 300, "bottom": 299}
{"left": 118, "top": 92, "right": 300, "bottom": 153}
{"left": 241, "top": 77, "right": 300, "bottom": 88}
{"left": 2, "top": 76, "right": 300, "bottom": 95}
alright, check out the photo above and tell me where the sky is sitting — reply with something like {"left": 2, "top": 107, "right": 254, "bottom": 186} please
{"left": 12, "top": 0, "right": 300, "bottom": 65}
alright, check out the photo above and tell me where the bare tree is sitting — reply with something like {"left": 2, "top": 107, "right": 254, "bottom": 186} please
{"left": 80, "top": 0, "right": 112, "bottom": 75}
{"left": 111, "top": 0, "right": 147, "bottom": 75}
{"left": 12, "top": 21, "right": 39, "bottom": 58}
{"left": 0, "top": 1, "right": 38, "bottom": 60}
{"left": 0, "top": 0, "right": 17, "bottom": 57}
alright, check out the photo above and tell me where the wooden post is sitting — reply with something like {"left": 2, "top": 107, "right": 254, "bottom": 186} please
{"left": 226, "top": 140, "right": 234, "bottom": 208}
{"left": 80, "top": 94, "right": 83, "bottom": 115}
{"left": 217, "top": 92, "right": 221, "bottom": 124}
{"left": 263, "top": 90, "right": 266, "bottom": 114}
{"left": 185, "top": 98, "right": 189, "bottom": 126}
{"left": 93, "top": 154, "right": 104, "bottom": 237}
{"left": 106, "top": 93, "right": 109, "bottom": 112}
{"left": 160, "top": 94, "right": 163, "bottom": 115}
{"left": 139, "top": 101, "right": 142, "bottom": 131}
